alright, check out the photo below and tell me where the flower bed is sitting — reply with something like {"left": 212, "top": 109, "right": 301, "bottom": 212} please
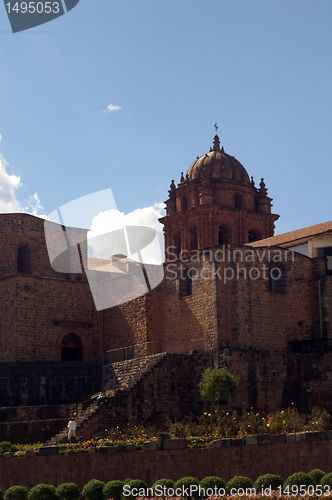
{"left": 0, "top": 406, "right": 331, "bottom": 456}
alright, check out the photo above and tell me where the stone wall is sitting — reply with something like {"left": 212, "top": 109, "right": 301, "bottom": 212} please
{"left": 1, "top": 437, "right": 332, "bottom": 488}
{"left": 285, "top": 351, "right": 332, "bottom": 411}
{"left": 0, "top": 362, "right": 101, "bottom": 406}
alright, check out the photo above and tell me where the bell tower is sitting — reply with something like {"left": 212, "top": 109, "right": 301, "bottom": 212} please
{"left": 159, "top": 131, "right": 279, "bottom": 260}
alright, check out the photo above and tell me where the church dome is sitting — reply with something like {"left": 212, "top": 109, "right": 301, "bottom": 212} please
{"left": 187, "top": 135, "right": 251, "bottom": 184}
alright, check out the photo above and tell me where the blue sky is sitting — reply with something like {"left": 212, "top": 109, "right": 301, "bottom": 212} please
{"left": 0, "top": 0, "right": 331, "bottom": 233}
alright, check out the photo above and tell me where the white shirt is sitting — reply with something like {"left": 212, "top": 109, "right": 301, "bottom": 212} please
{"left": 68, "top": 420, "right": 77, "bottom": 431}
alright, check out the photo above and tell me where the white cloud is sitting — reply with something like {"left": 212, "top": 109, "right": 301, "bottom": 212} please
{"left": 0, "top": 133, "right": 2, "bottom": 143}
{"left": 0, "top": 154, "right": 22, "bottom": 213}
{"left": 106, "top": 103, "right": 122, "bottom": 113}
{"left": 0, "top": 152, "right": 46, "bottom": 217}
{"left": 89, "top": 202, "right": 165, "bottom": 264}
{"left": 25, "top": 192, "right": 44, "bottom": 217}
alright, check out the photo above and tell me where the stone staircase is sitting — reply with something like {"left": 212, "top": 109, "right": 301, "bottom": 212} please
{"left": 47, "top": 353, "right": 167, "bottom": 444}
{"left": 104, "top": 353, "right": 167, "bottom": 391}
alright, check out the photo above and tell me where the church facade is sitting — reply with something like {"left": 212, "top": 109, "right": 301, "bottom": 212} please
{"left": 0, "top": 133, "right": 332, "bottom": 415}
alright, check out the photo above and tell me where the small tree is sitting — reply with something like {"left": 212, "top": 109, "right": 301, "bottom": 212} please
{"left": 56, "top": 484, "right": 80, "bottom": 500}
{"left": 199, "top": 368, "right": 237, "bottom": 408}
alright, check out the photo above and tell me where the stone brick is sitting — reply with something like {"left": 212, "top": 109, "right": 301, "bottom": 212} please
{"left": 162, "top": 439, "right": 187, "bottom": 450}
{"left": 143, "top": 441, "right": 158, "bottom": 451}
{"left": 38, "top": 447, "right": 59, "bottom": 456}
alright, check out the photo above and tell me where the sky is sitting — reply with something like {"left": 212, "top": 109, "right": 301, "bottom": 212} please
{"left": 0, "top": 0, "right": 331, "bottom": 235}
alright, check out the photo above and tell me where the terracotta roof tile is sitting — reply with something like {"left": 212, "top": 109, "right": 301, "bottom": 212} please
{"left": 248, "top": 220, "right": 332, "bottom": 247}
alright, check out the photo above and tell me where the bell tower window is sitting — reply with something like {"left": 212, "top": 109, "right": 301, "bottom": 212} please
{"left": 181, "top": 196, "right": 188, "bottom": 212}
{"left": 234, "top": 193, "right": 243, "bottom": 209}
{"left": 190, "top": 230, "right": 198, "bottom": 251}
{"left": 218, "top": 226, "right": 232, "bottom": 246}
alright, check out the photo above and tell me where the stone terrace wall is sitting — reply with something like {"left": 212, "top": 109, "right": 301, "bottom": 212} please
{"left": 1, "top": 438, "right": 332, "bottom": 488}
{"left": 0, "top": 362, "right": 101, "bottom": 406}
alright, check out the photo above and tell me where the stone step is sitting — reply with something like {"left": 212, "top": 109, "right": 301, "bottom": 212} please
{"left": 47, "top": 353, "right": 168, "bottom": 444}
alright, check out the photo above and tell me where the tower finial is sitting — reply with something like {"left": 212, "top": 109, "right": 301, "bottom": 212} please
{"left": 212, "top": 122, "right": 221, "bottom": 151}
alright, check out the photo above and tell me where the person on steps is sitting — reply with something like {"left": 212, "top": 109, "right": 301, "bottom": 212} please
{"left": 67, "top": 417, "right": 77, "bottom": 443}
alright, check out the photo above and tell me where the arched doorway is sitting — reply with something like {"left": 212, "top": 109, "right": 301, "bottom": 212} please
{"left": 61, "top": 333, "right": 82, "bottom": 361}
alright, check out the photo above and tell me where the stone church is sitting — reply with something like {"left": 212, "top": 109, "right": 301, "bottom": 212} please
{"left": 0, "top": 132, "right": 331, "bottom": 443}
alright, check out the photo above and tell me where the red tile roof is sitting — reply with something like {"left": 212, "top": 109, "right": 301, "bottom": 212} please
{"left": 248, "top": 220, "right": 332, "bottom": 247}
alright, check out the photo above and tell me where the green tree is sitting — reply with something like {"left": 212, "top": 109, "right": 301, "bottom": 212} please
{"left": 199, "top": 368, "right": 237, "bottom": 407}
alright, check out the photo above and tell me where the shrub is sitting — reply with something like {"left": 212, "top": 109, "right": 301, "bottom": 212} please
{"left": 81, "top": 481, "right": 104, "bottom": 500}
{"left": 152, "top": 480, "right": 174, "bottom": 497}
{"left": 264, "top": 408, "right": 304, "bottom": 434}
{"left": 254, "top": 474, "right": 283, "bottom": 491}
{"left": 199, "top": 477, "right": 225, "bottom": 498}
{"left": 284, "top": 472, "right": 313, "bottom": 488}
{"left": 226, "top": 476, "right": 253, "bottom": 493}
{"left": 174, "top": 477, "right": 200, "bottom": 499}
{"left": 199, "top": 368, "right": 237, "bottom": 406}
{"left": 0, "top": 442, "right": 17, "bottom": 454}
{"left": 321, "top": 473, "right": 332, "bottom": 487}
{"left": 0, "top": 490, "right": 3, "bottom": 500}
{"left": 4, "top": 486, "right": 28, "bottom": 500}
{"left": 308, "top": 469, "right": 326, "bottom": 485}
{"left": 56, "top": 484, "right": 80, "bottom": 500}
{"left": 306, "top": 408, "right": 331, "bottom": 432}
{"left": 122, "top": 480, "right": 147, "bottom": 500}
{"left": 102, "top": 481, "right": 124, "bottom": 500}
{"left": 28, "top": 485, "right": 57, "bottom": 500}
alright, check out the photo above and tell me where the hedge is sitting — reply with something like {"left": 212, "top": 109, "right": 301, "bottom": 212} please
{"left": 226, "top": 476, "right": 253, "bottom": 492}
{"left": 254, "top": 474, "right": 283, "bottom": 491}
{"left": 321, "top": 473, "right": 332, "bottom": 487}
{"left": 81, "top": 481, "right": 104, "bottom": 500}
{"left": 3, "top": 471, "right": 332, "bottom": 495}
{"left": 4, "top": 487, "right": 28, "bottom": 500}
{"left": 174, "top": 477, "right": 200, "bottom": 499}
{"left": 284, "top": 472, "right": 313, "bottom": 488}
{"left": 102, "top": 481, "right": 124, "bottom": 500}
{"left": 308, "top": 469, "right": 326, "bottom": 485}
{"left": 55, "top": 484, "right": 80, "bottom": 500}
{"left": 122, "top": 480, "right": 147, "bottom": 500}
{"left": 28, "top": 485, "right": 57, "bottom": 500}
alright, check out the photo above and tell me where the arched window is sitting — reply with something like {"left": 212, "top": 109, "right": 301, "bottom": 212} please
{"left": 218, "top": 226, "right": 232, "bottom": 246}
{"left": 180, "top": 196, "right": 188, "bottom": 212}
{"left": 190, "top": 230, "right": 198, "bottom": 251}
{"left": 17, "top": 245, "right": 31, "bottom": 274}
{"left": 61, "top": 333, "right": 82, "bottom": 361}
{"left": 248, "top": 230, "right": 262, "bottom": 243}
{"left": 234, "top": 193, "right": 243, "bottom": 209}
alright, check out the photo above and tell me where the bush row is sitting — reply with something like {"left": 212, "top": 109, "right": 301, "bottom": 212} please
{"left": 1, "top": 470, "right": 332, "bottom": 499}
